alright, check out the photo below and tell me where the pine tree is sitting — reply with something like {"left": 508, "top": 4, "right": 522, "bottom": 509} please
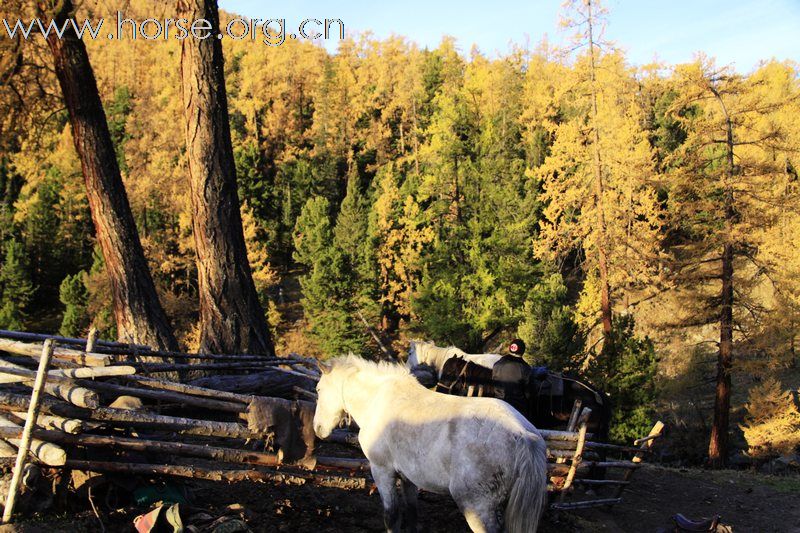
{"left": 0, "top": 238, "right": 34, "bottom": 330}
{"left": 294, "top": 196, "right": 366, "bottom": 355}
{"left": 602, "top": 314, "right": 658, "bottom": 443}
{"left": 59, "top": 271, "right": 89, "bottom": 337}
{"left": 106, "top": 86, "right": 133, "bottom": 175}
{"left": 517, "top": 273, "right": 584, "bottom": 369}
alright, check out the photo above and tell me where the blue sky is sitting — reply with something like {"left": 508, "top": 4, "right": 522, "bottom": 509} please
{"left": 219, "top": 0, "right": 799, "bottom": 71}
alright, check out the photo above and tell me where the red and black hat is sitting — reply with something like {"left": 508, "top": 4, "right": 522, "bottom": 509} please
{"left": 508, "top": 338, "right": 526, "bottom": 356}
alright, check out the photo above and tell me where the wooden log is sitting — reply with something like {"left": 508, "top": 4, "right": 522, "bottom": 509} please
{"left": 556, "top": 400, "right": 583, "bottom": 467}
{"left": 85, "top": 328, "right": 99, "bottom": 354}
{"left": 189, "top": 370, "right": 315, "bottom": 398}
{"left": 11, "top": 412, "right": 83, "bottom": 434}
{"left": 0, "top": 362, "right": 135, "bottom": 383}
{"left": 0, "top": 426, "right": 368, "bottom": 472}
{"left": 548, "top": 461, "right": 637, "bottom": 477}
{"left": 582, "top": 440, "right": 653, "bottom": 455}
{"left": 0, "top": 427, "right": 278, "bottom": 466}
{"left": 120, "top": 375, "right": 252, "bottom": 404}
{"left": 547, "top": 449, "right": 578, "bottom": 459}
{"left": 1, "top": 355, "right": 80, "bottom": 370}
{"left": 579, "top": 460, "right": 642, "bottom": 470}
{"left": 41, "top": 382, "right": 98, "bottom": 409}
{"left": 550, "top": 498, "right": 622, "bottom": 511}
{"left": 0, "top": 390, "right": 257, "bottom": 439}
{"left": 0, "top": 414, "right": 67, "bottom": 466}
{"left": 574, "top": 479, "right": 630, "bottom": 486}
{"left": 566, "top": 399, "right": 582, "bottom": 432}
{"left": 634, "top": 432, "right": 663, "bottom": 446}
{"left": 540, "top": 429, "right": 593, "bottom": 441}
{"left": 548, "top": 463, "right": 571, "bottom": 475}
{"left": 133, "top": 362, "right": 287, "bottom": 373}
{"left": 545, "top": 439, "right": 647, "bottom": 455}
{"left": 86, "top": 345, "right": 298, "bottom": 363}
{"left": 0, "top": 439, "right": 16, "bottom": 456}
{"left": 0, "top": 364, "right": 99, "bottom": 408}
{"left": 61, "top": 460, "right": 368, "bottom": 489}
{"left": 0, "top": 329, "right": 133, "bottom": 351}
{"left": 609, "top": 421, "right": 664, "bottom": 502}
{"left": 276, "top": 366, "right": 320, "bottom": 382}
{"left": 0, "top": 338, "right": 110, "bottom": 367}
{"left": 122, "top": 352, "right": 284, "bottom": 362}
{"left": 75, "top": 379, "right": 244, "bottom": 413}
{"left": 559, "top": 407, "right": 592, "bottom": 495}
{"left": 0, "top": 440, "right": 40, "bottom": 491}
{"left": 293, "top": 386, "right": 317, "bottom": 401}
{"left": 3, "top": 339, "right": 55, "bottom": 524}
{"left": 327, "top": 430, "right": 360, "bottom": 447}
{"left": 82, "top": 408, "right": 258, "bottom": 439}
{"left": 291, "top": 363, "right": 320, "bottom": 377}
{"left": 546, "top": 440, "right": 579, "bottom": 450}
{"left": 56, "top": 366, "right": 136, "bottom": 379}
{"left": 0, "top": 331, "right": 315, "bottom": 366}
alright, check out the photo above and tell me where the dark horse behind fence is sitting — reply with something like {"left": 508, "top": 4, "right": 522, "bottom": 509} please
{"left": 436, "top": 356, "right": 611, "bottom": 442}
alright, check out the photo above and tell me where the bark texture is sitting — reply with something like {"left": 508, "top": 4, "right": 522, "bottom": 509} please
{"left": 42, "top": 0, "right": 178, "bottom": 351}
{"left": 178, "top": 0, "right": 274, "bottom": 355}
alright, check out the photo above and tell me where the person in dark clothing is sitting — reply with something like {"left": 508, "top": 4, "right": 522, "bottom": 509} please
{"left": 492, "top": 338, "right": 531, "bottom": 416}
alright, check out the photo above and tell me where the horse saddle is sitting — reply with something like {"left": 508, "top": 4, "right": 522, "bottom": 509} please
{"left": 673, "top": 514, "right": 721, "bottom": 532}
{"left": 542, "top": 372, "right": 564, "bottom": 397}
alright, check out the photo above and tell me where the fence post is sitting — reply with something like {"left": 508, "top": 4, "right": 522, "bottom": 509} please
{"left": 2, "top": 339, "right": 55, "bottom": 523}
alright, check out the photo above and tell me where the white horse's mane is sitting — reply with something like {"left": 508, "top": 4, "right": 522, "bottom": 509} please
{"left": 408, "top": 340, "right": 500, "bottom": 376}
{"left": 331, "top": 353, "right": 417, "bottom": 383}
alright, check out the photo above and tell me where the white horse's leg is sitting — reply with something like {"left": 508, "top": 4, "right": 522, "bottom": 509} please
{"left": 371, "top": 465, "right": 402, "bottom": 533}
{"left": 400, "top": 476, "right": 418, "bottom": 532}
{"left": 461, "top": 507, "right": 501, "bottom": 533}
{"left": 452, "top": 486, "right": 502, "bottom": 533}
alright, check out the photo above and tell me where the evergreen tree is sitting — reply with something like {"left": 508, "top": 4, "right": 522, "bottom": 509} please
{"left": 518, "top": 273, "right": 584, "bottom": 369}
{"left": 600, "top": 314, "right": 658, "bottom": 443}
{"left": 59, "top": 271, "right": 89, "bottom": 337}
{"left": 106, "top": 86, "right": 133, "bottom": 175}
{"left": 294, "top": 196, "right": 366, "bottom": 355}
{"left": 0, "top": 238, "right": 34, "bottom": 330}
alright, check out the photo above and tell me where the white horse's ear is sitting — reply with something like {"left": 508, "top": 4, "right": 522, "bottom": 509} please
{"left": 318, "top": 360, "right": 333, "bottom": 374}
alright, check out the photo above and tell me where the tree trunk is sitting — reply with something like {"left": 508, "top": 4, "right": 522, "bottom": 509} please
{"left": 178, "top": 0, "right": 273, "bottom": 355}
{"left": 586, "top": 0, "right": 614, "bottom": 354}
{"left": 708, "top": 88, "right": 736, "bottom": 468}
{"left": 42, "top": 0, "right": 178, "bottom": 351}
{"left": 709, "top": 243, "right": 733, "bottom": 467}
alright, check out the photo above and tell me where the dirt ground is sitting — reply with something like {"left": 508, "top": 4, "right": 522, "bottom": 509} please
{"left": 2, "top": 465, "right": 800, "bottom": 533}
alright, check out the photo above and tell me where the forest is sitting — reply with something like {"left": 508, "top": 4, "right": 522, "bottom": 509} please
{"left": 0, "top": 0, "right": 798, "bottom": 469}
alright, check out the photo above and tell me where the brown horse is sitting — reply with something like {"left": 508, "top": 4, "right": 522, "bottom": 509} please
{"left": 435, "top": 356, "right": 611, "bottom": 441}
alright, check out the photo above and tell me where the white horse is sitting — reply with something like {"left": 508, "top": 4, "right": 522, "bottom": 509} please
{"left": 407, "top": 340, "right": 502, "bottom": 377}
{"left": 313, "top": 355, "right": 548, "bottom": 533}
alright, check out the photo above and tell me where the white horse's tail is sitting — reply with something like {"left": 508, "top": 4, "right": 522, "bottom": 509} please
{"left": 505, "top": 433, "right": 548, "bottom": 533}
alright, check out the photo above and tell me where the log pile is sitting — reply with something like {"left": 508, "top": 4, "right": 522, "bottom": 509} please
{"left": 0, "top": 328, "right": 663, "bottom": 520}
{"left": 0, "top": 329, "right": 369, "bottom": 521}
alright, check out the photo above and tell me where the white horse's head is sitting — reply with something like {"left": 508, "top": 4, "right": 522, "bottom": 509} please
{"left": 313, "top": 359, "right": 349, "bottom": 439}
{"left": 407, "top": 339, "right": 433, "bottom": 368}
